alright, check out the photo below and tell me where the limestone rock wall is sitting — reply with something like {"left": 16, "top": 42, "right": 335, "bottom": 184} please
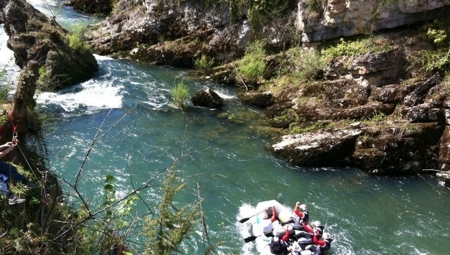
{"left": 297, "top": 0, "right": 450, "bottom": 42}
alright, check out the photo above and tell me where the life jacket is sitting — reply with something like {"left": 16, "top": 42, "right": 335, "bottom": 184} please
{"left": 269, "top": 237, "right": 287, "bottom": 255}
{"left": 292, "top": 210, "right": 309, "bottom": 231}
{"left": 301, "top": 210, "right": 309, "bottom": 224}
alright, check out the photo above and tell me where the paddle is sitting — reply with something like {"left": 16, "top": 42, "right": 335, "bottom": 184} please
{"left": 238, "top": 209, "right": 266, "bottom": 223}
{"left": 244, "top": 232, "right": 273, "bottom": 243}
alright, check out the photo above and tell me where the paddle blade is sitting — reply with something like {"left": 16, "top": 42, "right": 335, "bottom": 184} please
{"left": 239, "top": 217, "right": 251, "bottom": 223}
{"left": 239, "top": 208, "right": 266, "bottom": 223}
{"left": 244, "top": 235, "right": 258, "bottom": 243}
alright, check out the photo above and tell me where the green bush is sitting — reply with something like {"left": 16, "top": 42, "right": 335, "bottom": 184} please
{"left": 297, "top": 48, "right": 326, "bottom": 81}
{"left": 236, "top": 40, "right": 266, "bottom": 83}
{"left": 143, "top": 167, "right": 202, "bottom": 255}
{"left": 411, "top": 49, "right": 450, "bottom": 72}
{"left": 67, "top": 24, "right": 90, "bottom": 51}
{"left": 194, "top": 54, "right": 215, "bottom": 75}
{"left": 410, "top": 20, "right": 450, "bottom": 72}
{"left": 277, "top": 47, "right": 326, "bottom": 83}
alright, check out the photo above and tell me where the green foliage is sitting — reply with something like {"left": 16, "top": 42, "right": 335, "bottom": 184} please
{"left": 0, "top": 66, "right": 6, "bottom": 79}
{"left": 37, "top": 66, "right": 51, "bottom": 91}
{"left": 411, "top": 48, "right": 450, "bottom": 72}
{"left": 321, "top": 36, "right": 393, "bottom": 60}
{"left": 194, "top": 54, "right": 215, "bottom": 75}
{"left": 362, "top": 111, "right": 387, "bottom": 124}
{"left": 67, "top": 23, "right": 90, "bottom": 51}
{"left": 0, "top": 86, "right": 9, "bottom": 103}
{"left": 410, "top": 20, "right": 450, "bottom": 72}
{"left": 289, "top": 122, "right": 326, "bottom": 134}
{"left": 171, "top": 79, "right": 189, "bottom": 110}
{"left": 306, "top": 0, "right": 321, "bottom": 11}
{"left": 74, "top": 175, "right": 138, "bottom": 255}
{"left": 0, "top": 65, "right": 15, "bottom": 104}
{"left": 427, "top": 28, "right": 447, "bottom": 45}
{"left": 236, "top": 40, "right": 266, "bottom": 83}
{"left": 287, "top": 47, "right": 326, "bottom": 82}
{"left": 143, "top": 167, "right": 202, "bottom": 255}
{"left": 247, "top": 0, "right": 293, "bottom": 30}
{"left": 0, "top": 67, "right": 10, "bottom": 103}
{"left": 440, "top": 72, "right": 450, "bottom": 95}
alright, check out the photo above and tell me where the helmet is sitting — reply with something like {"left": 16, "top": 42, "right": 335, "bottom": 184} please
{"left": 312, "top": 221, "right": 322, "bottom": 228}
{"left": 273, "top": 226, "right": 286, "bottom": 238}
{"left": 323, "top": 232, "right": 331, "bottom": 239}
{"left": 262, "top": 221, "right": 274, "bottom": 234}
{"left": 299, "top": 204, "right": 307, "bottom": 211}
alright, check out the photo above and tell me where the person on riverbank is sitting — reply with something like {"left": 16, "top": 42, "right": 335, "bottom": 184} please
{"left": 0, "top": 142, "right": 38, "bottom": 205}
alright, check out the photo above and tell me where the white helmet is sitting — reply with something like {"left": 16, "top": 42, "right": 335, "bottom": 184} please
{"left": 262, "top": 222, "right": 273, "bottom": 234}
{"left": 300, "top": 204, "right": 307, "bottom": 211}
{"left": 312, "top": 220, "right": 322, "bottom": 228}
{"left": 273, "top": 226, "right": 286, "bottom": 237}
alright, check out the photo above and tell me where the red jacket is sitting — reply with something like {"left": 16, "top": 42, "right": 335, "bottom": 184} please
{"left": 270, "top": 206, "right": 277, "bottom": 222}
{"left": 313, "top": 233, "right": 327, "bottom": 246}
{"left": 303, "top": 223, "right": 314, "bottom": 233}
{"left": 282, "top": 229, "right": 290, "bottom": 242}
{"left": 294, "top": 206, "right": 305, "bottom": 219}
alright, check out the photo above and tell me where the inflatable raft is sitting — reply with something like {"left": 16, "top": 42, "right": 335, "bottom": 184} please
{"left": 245, "top": 200, "right": 328, "bottom": 255}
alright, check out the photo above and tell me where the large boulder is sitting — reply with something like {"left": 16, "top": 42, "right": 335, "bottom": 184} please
{"left": 191, "top": 88, "right": 224, "bottom": 109}
{"left": 270, "top": 128, "right": 362, "bottom": 167}
{"left": 239, "top": 91, "right": 275, "bottom": 108}
{"left": 0, "top": 0, "right": 98, "bottom": 90}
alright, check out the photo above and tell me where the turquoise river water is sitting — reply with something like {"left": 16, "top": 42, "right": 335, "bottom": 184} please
{"left": 1, "top": 1, "right": 450, "bottom": 254}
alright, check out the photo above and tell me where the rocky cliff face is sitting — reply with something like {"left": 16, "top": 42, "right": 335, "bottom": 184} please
{"left": 88, "top": 0, "right": 297, "bottom": 66}
{"left": 297, "top": 0, "right": 450, "bottom": 43}
{"left": 0, "top": 0, "right": 98, "bottom": 90}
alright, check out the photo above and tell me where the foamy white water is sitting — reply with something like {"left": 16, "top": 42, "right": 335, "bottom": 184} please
{"left": 36, "top": 55, "right": 123, "bottom": 113}
{"left": 36, "top": 79, "right": 123, "bottom": 113}
{"left": 0, "top": 25, "right": 19, "bottom": 83}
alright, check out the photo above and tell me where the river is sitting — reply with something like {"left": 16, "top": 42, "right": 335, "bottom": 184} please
{"left": 1, "top": 1, "right": 450, "bottom": 254}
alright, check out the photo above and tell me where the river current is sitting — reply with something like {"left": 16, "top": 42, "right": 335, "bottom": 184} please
{"left": 1, "top": 1, "right": 450, "bottom": 254}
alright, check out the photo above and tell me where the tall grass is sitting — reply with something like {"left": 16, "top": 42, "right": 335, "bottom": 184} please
{"left": 171, "top": 79, "right": 189, "bottom": 110}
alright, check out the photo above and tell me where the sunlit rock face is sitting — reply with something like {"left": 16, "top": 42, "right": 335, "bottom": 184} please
{"left": 296, "top": 0, "right": 450, "bottom": 42}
